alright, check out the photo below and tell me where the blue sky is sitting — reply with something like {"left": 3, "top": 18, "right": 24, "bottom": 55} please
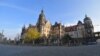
{"left": 0, "top": 0, "right": 100, "bottom": 39}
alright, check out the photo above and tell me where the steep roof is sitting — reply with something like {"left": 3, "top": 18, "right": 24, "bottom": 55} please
{"left": 65, "top": 25, "right": 77, "bottom": 32}
{"left": 84, "top": 15, "right": 91, "bottom": 22}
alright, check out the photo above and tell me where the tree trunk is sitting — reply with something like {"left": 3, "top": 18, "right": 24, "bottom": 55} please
{"left": 33, "top": 40, "right": 35, "bottom": 45}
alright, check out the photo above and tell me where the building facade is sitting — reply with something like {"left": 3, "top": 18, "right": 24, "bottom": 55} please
{"left": 65, "top": 15, "right": 94, "bottom": 38}
{"left": 21, "top": 10, "right": 94, "bottom": 43}
{"left": 36, "top": 10, "right": 51, "bottom": 38}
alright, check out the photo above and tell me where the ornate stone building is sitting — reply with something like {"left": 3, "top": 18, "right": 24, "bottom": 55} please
{"left": 64, "top": 15, "right": 94, "bottom": 38}
{"left": 21, "top": 10, "right": 51, "bottom": 39}
{"left": 84, "top": 15, "right": 94, "bottom": 37}
{"left": 21, "top": 10, "right": 94, "bottom": 44}
{"left": 36, "top": 10, "right": 51, "bottom": 38}
{"left": 50, "top": 22, "right": 65, "bottom": 39}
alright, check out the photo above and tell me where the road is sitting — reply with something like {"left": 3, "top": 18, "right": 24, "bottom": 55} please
{"left": 0, "top": 44, "right": 100, "bottom": 56}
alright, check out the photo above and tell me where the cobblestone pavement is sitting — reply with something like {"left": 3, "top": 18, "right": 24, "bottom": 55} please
{"left": 0, "top": 44, "right": 100, "bottom": 56}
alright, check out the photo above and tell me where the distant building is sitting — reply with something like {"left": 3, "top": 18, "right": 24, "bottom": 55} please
{"left": 0, "top": 32, "right": 4, "bottom": 42}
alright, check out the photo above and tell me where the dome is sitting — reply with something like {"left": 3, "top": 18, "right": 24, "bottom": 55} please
{"left": 37, "top": 9, "right": 47, "bottom": 25}
{"left": 39, "top": 9, "right": 45, "bottom": 18}
{"left": 84, "top": 15, "right": 91, "bottom": 22}
{"left": 77, "top": 20, "right": 82, "bottom": 25}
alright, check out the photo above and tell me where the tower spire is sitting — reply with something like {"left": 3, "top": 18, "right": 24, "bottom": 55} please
{"left": 41, "top": 9, "right": 44, "bottom": 13}
{"left": 85, "top": 14, "right": 87, "bottom": 17}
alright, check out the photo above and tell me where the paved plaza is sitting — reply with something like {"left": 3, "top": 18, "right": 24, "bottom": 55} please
{"left": 0, "top": 44, "right": 100, "bottom": 56}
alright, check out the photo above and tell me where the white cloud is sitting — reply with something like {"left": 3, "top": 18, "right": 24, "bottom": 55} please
{"left": 64, "top": 21, "right": 78, "bottom": 27}
{"left": 64, "top": 22, "right": 100, "bottom": 32}
{"left": 94, "top": 25, "right": 100, "bottom": 32}
{"left": 64, "top": 23, "right": 76, "bottom": 27}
